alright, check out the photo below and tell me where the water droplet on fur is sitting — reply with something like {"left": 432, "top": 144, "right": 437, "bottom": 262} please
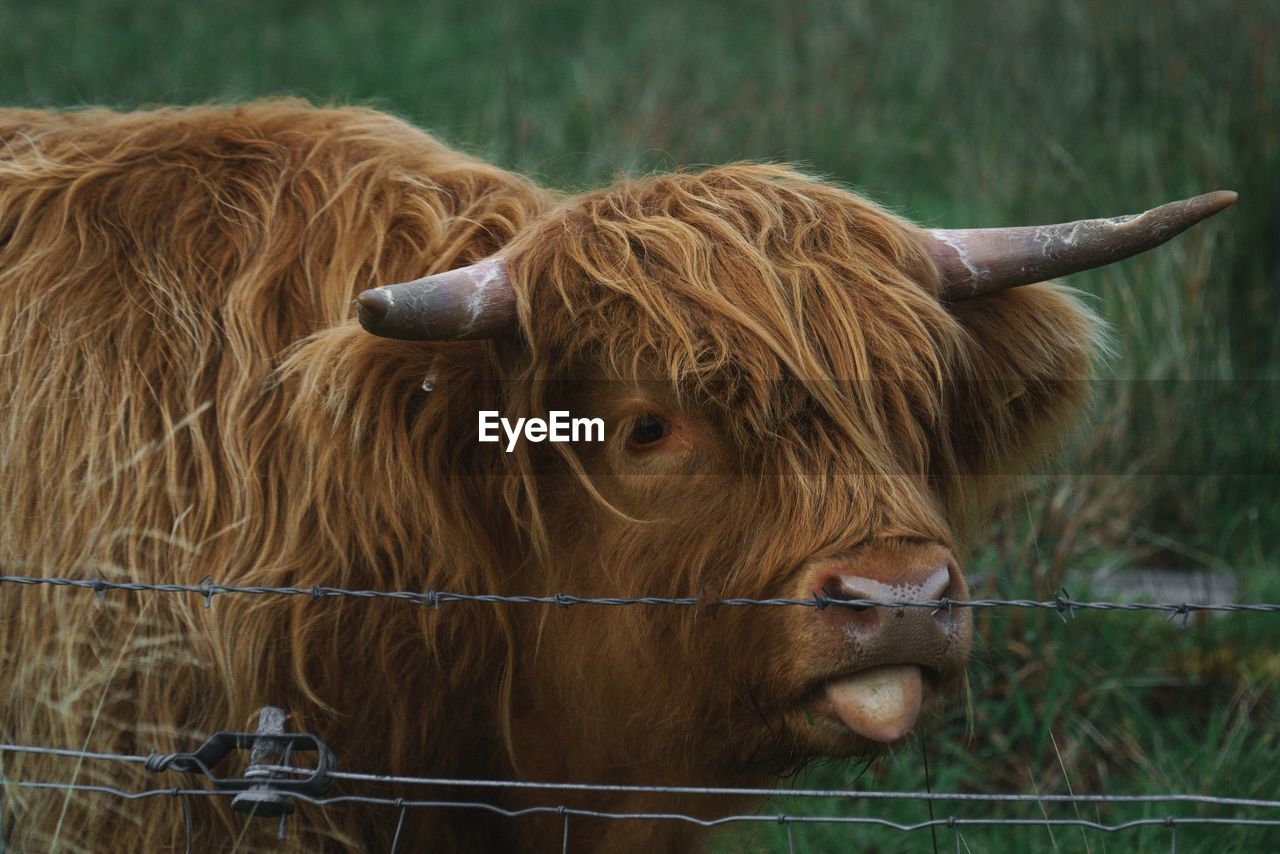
{"left": 421, "top": 355, "right": 442, "bottom": 394}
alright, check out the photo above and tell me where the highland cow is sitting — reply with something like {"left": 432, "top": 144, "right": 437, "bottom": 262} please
{"left": 0, "top": 101, "right": 1232, "bottom": 851}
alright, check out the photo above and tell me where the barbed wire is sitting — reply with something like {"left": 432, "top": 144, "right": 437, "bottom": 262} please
{"left": 5, "top": 572, "right": 1279, "bottom": 851}
{"left": 3, "top": 573, "right": 1278, "bottom": 617}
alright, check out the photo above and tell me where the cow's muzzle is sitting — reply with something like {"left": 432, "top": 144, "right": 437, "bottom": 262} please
{"left": 796, "top": 543, "right": 972, "bottom": 744}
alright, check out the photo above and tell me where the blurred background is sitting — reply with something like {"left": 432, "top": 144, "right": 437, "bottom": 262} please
{"left": 3, "top": 0, "right": 1276, "bottom": 850}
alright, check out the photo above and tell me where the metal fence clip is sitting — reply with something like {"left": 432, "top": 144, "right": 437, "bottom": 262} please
{"left": 149, "top": 705, "right": 335, "bottom": 819}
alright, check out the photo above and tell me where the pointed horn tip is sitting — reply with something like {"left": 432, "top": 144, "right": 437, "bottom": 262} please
{"left": 1172, "top": 189, "right": 1233, "bottom": 217}
{"left": 355, "top": 288, "right": 390, "bottom": 326}
{"left": 1141, "top": 190, "right": 1237, "bottom": 223}
{"left": 1156, "top": 189, "right": 1237, "bottom": 227}
{"left": 1199, "top": 189, "right": 1238, "bottom": 214}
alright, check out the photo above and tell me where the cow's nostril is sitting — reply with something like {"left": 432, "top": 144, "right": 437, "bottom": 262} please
{"left": 820, "top": 580, "right": 881, "bottom": 631}
{"left": 922, "top": 565, "right": 953, "bottom": 601}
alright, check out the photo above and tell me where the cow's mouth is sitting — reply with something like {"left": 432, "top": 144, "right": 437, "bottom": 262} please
{"left": 797, "top": 664, "right": 946, "bottom": 748}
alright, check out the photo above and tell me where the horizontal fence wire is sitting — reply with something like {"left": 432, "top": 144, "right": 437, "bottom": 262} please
{"left": 4, "top": 742, "right": 1280, "bottom": 811}
{"left": 4, "top": 573, "right": 1279, "bottom": 851}
{"left": 3, "top": 573, "right": 1278, "bottom": 617}
{"left": 6, "top": 780, "right": 1280, "bottom": 834}
{"left": 4, "top": 739, "right": 1279, "bottom": 854}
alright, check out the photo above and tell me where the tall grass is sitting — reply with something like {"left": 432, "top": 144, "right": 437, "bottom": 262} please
{"left": 2, "top": 1, "right": 1276, "bottom": 850}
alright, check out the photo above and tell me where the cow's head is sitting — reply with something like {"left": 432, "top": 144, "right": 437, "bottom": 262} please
{"left": 354, "top": 167, "right": 1233, "bottom": 771}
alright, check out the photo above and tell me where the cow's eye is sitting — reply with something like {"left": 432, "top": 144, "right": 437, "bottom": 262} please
{"left": 628, "top": 414, "right": 670, "bottom": 447}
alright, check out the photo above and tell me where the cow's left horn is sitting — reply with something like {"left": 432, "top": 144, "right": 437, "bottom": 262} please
{"left": 927, "top": 191, "right": 1237, "bottom": 300}
{"left": 355, "top": 258, "right": 517, "bottom": 340}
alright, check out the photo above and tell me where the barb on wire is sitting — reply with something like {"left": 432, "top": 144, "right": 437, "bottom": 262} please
{"left": 3, "top": 573, "right": 1278, "bottom": 614}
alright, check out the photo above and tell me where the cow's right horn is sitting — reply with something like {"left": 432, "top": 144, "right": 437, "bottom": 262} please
{"left": 355, "top": 258, "right": 517, "bottom": 340}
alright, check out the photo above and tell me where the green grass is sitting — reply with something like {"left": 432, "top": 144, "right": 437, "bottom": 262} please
{"left": 2, "top": 1, "right": 1277, "bottom": 850}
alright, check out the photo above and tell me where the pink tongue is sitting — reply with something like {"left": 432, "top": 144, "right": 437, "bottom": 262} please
{"left": 824, "top": 665, "right": 924, "bottom": 743}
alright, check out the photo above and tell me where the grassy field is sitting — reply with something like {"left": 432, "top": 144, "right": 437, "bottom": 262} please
{"left": 3, "top": 0, "right": 1277, "bottom": 849}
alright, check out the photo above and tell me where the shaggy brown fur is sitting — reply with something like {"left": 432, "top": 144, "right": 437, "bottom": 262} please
{"left": 0, "top": 101, "right": 1098, "bottom": 851}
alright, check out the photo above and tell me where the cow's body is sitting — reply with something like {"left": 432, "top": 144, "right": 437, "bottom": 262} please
{"left": 0, "top": 102, "right": 1102, "bottom": 851}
